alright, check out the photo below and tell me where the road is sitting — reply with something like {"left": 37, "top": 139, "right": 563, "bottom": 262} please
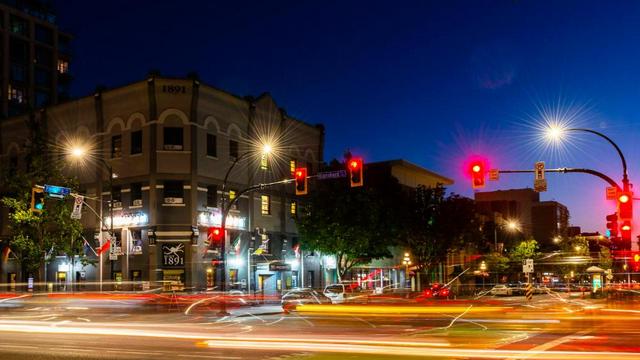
{"left": 0, "top": 291, "right": 639, "bottom": 359}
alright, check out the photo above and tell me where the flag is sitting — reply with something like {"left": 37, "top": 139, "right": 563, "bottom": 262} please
{"left": 97, "top": 239, "right": 111, "bottom": 255}
{"left": 83, "top": 237, "right": 98, "bottom": 256}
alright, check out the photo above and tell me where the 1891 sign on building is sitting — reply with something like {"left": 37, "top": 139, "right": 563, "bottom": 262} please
{"left": 162, "top": 243, "right": 185, "bottom": 267}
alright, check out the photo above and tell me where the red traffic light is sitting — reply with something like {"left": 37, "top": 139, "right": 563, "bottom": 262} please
{"left": 295, "top": 167, "right": 308, "bottom": 195}
{"left": 208, "top": 227, "right": 224, "bottom": 243}
{"left": 469, "top": 161, "right": 485, "bottom": 189}
{"left": 620, "top": 220, "right": 632, "bottom": 243}
{"left": 348, "top": 158, "right": 364, "bottom": 187}
{"left": 618, "top": 191, "right": 633, "bottom": 220}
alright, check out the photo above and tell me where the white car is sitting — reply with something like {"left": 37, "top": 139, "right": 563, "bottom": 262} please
{"left": 490, "top": 284, "right": 513, "bottom": 296}
{"left": 323, "top": 284, "right": 354, "bottom": 303}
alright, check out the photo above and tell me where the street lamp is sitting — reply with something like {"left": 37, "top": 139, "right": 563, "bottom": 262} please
{"left": 67, "top": 144, "right": 114, "bottom": 292}
{"left": 493, "top": 218, "right": 521, "bottom": 252}
{"left": 218, "top": 141, "right": 275, "bottom": 315}
{"left": 480, "top": 261, "right": 487, "bottom": 289}
{"left": 402, "top": 252, "right": 411, "bottom": 289}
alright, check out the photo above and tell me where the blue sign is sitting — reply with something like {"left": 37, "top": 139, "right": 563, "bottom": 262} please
{"left": 44, "top": 184, "right": 71, "bottom": 198}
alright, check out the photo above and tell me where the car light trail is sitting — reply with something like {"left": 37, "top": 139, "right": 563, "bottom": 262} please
{"left": 296, "top": 304, "right": 511, "bottom": 315}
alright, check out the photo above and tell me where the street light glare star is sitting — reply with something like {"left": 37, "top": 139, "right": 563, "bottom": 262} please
{"left": 262, "top": 143, "right": 272, "bottom": 155}
{"left": 545, "top": 124, "right": 566, "bottom": 142}
{"left": 71, "top": 147, "right": 86, "bottom": 158}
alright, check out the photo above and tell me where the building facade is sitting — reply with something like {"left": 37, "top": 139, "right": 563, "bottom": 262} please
{"left": 0, "top": 75, "right": 324, "bottom": 294}
{"left": 0, "top": 0, "right": 72, "bottom": 118}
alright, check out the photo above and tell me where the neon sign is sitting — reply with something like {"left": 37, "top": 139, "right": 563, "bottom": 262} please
{"left": 105, "top": 212, "right": 148, "bottom": 228}
{"left": 198, "top": 211, "right": 246, "bottom": 230}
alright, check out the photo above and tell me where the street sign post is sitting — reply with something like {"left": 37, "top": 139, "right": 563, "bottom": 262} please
{"left": 489, "top": 169, "right": 499, "bottom": 181}
{"left": 71, "top": 195, "right": 84, "bottom": 219}
{"left": 317, "top": 170, "right": 347, "bottom": 180}
{"left": 522, "top": 259, "right": 534, "bottom": 273}
{"left": 606, "top": 187, "right": 617, "bottom": 200}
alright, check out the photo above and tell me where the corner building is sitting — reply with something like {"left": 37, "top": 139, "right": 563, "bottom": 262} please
{"left": 0, "top": 76, "right": 324, "bottom": 293}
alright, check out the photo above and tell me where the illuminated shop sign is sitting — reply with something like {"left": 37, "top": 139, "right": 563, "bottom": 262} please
{"left": 197, "top": 211, "right": 246, "bottom": 230}
{"left": 105, "top": 212, "right": 148, "bottom": 228}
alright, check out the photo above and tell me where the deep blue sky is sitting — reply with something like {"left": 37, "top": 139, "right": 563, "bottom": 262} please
{"left": 56, "top": 1, "right": 640, "bottom": 233}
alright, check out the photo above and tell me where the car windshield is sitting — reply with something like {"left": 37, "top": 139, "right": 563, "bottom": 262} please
{"left": 325, "top": 285, "right": 343, "bottom": 293}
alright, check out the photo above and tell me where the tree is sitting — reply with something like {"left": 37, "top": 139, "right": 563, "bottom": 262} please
{"left": 404, "top": 185, "right": 483, "bottom": 285}
{"left": 296, "top": 160, "right": 404, "bottom": 280}
{"left": 0, "top": 113, "right": 87, "bottom": 283}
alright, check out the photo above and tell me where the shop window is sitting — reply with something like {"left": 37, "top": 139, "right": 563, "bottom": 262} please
{"left": 164, "top": 181, "right": 184, "bottom": 203}
{"left": 131, "top": 183, "right": 142, "bottom": 206}
{"left": 163, "top": 127, "right": 183, "bottom": 150}
{"left": 131, "top": 130, "right": 142, "bottom": 154}
{"left": 261, "top": 195, "right": 271, "bottom": 215}
{"left": 207, "top": 133, "right": 217, "bottom": 157}
{"left": 229, "top": 269, "right": 238, "bottom": 286}
{"left": 207, "top": 185, "right": 217, "bottom": 208}
{"left": 229, "top": 139, "right": 238, "bottom": 158}
{"left": 111, "top": 135, "right": 122, "bottom": 158}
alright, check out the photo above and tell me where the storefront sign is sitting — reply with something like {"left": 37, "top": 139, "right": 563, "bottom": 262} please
{"left": 105, "top": 212, "right": 148, "bottom": 228}
{"left": 269, "top": 262, "right": 291, "bottom": 272}
{"left": 162, "top": 243, "right": 185, "bottom": 267}
{"left": 198, "top": 210, "right": 247, "bottom": 230}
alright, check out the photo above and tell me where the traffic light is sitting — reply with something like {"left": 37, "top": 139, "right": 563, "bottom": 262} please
{"left": 294, "top": 167, "right": 308, "bottom": 195}
{"left": 470, "top": 161, "right": 485, "bottom": 189}
{"left": 621, "top": 220, "right": 632, "bottom": 243}
{"left": 606, "top": 213, "right": 618, "bottom": 238}
{"left": 348, "top": 158, "right": 364, "bottom": 187}
{"left": 30, "top": 187, "right": 45, "bottom": 213}
{"left": 618, "top": 191, "right": 633, "bottom": 220}
{"left": 208, "top": 227, "right": 224, "bottom": 244}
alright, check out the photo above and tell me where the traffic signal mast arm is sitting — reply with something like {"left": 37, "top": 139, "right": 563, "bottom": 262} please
{"left": 497, "top": 167, "right": 622, "bottom": 191}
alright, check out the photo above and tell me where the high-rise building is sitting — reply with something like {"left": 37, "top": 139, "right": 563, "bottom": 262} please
{"left": 0, "top": 0, "right": 72, "bottom": 118}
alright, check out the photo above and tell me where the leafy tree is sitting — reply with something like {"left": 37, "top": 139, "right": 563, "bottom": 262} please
{"left": 296, "top": 160, "right": 405, "bottom": 280}
{"left": 599, "top": 246, "right": 613, "bottom": 270}
{"left": 0, "top": 113, "right": 87, "bottom": 282}
{"left": 404, "top": 185, "right": 483, "bottom": 284}
{"left": 509, "top": 238, "right": 540, "bottom": 264}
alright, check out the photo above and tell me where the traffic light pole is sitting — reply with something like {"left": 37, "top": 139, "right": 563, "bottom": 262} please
{"left": 498, "top": 167, "right": 622, "bottom": 190}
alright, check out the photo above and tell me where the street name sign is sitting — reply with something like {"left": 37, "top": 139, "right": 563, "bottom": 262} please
{"left": 317, "top": 170, "right": 346, "bottom": 180}
{"left": 606, "top": 186, "right": 617, "bottom": 200}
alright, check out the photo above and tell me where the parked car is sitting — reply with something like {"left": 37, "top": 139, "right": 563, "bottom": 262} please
{"left": 490, "top": 284, "right": 513, "bottom": 296}
{"left": 507, "top": 283, "right": 524, "bottom": 295}
{"left": 323, "top": 284, "right": 355, "bottom": 303}
{"left": 281, "top": 288, "right": 331, "bottom": 312}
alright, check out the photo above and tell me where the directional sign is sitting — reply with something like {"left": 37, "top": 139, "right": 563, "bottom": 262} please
{"left": 522, "top": 259, "right": 534, "bottom": 273}
{"left": 606, "top": 187, "right": 617, "bottom": 200}
{"left": 535, "top": 162, "right": 545, "bottom": 180}
{"left": 489, "top": 169, "right": 499, "bottom": 181}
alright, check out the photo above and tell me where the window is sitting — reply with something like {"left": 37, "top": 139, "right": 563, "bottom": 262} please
{"left": 10, "top": 38, "right": 28, "bottom": 62}
{"left": 261, "top": 195, "right": 271, "bottom": 215}
{"left": 290, "top": 201, "right": 297, "bottom": 216}
{"left": 131, "top": 183, "right": 142, "bottom": 206}
{"left": 260, "top": 154, "right": 269, "bottom": 170}
{"left": 111, "top": 135, "right": 122, "bottom": 158}
{"left": 35, "top": 25, "right": 53, "bottom": 45}
{"left": 164, "top": 181, "right": 184, "bottom": 202}
{"left": 206, "top": 133, "right": 217, "bottom": 157}
{"left": 7, "top": 84, "right": 26, "bottom": 103}
{"left": 35, "top": 46, "right": 52, "bottom": 67}
{"left": 207, "top": 185, "right": 217, "bottom": 208}
{"left": 57, "top": 60, "right": 69, "bottom": 74}
{"left": 163, "top": 127, "right": 183, "bottom": 150}
{"left": 10, "top": 63, "right": 26, "bottom": 82}
{"left": 112, "top": 186, "right": 122, "bottom": 203}
{"left": 229, "top": 140, "right": 238, "bottom": 158}
{"left": 35, "top": 68, "right": 51, "bottom": 86}
{"left": 131, "top": 130, "right": 142, "bottom": 154}
{"left": 290, "top": 160, "right": 296, "bottom": 176}
{"left": 35, "top": 91, "right": 49, "bottom": 108}
{"left": 10, "top": 15, "right": 28, "bottom": 36}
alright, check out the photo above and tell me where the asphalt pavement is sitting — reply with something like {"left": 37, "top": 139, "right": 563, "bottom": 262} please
{"left": 0, "top": 291, "right": 639, "bottom": 359}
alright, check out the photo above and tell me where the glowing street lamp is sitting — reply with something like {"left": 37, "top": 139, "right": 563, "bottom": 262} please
{"left": 506, "top": 220, "right": 520, "bottom": 232}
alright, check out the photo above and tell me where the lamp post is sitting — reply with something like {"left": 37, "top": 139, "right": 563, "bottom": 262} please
{"left": 402, "top": 252, "right": 411, "bottom": 290}
{"left": 480, "top": 261, "right": 487, "bottom": 290}
{"left": 68, "top": 146, "right": 114, "bottom": 292}
{"left": 217, "top": 144, "right": 273, "bottom": 315}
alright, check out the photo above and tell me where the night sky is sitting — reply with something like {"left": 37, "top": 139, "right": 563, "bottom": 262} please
{"left": 56, "top": 1, "right": 640, "bottom": 234}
